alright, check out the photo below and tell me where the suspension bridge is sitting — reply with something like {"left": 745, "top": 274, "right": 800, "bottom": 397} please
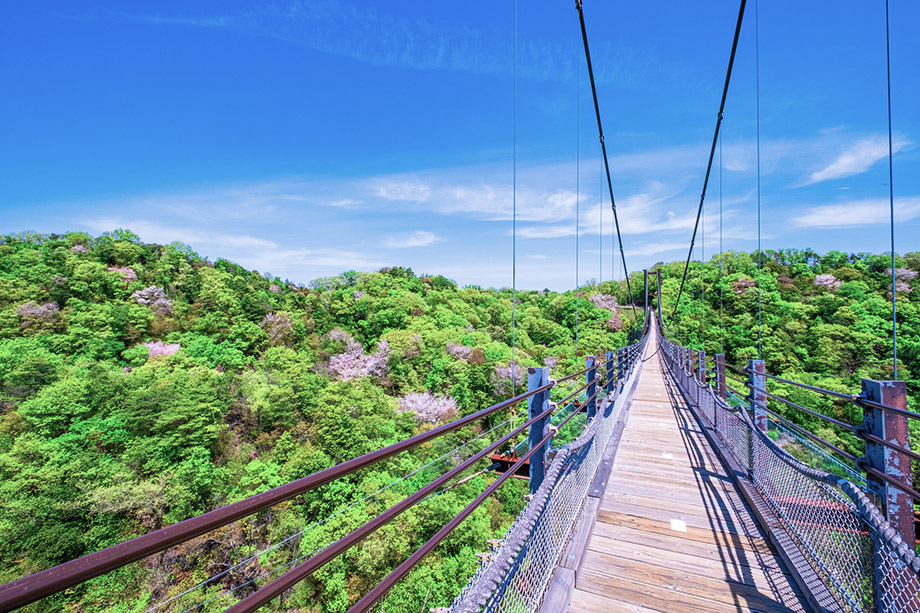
{"left": 1, "top": 0, "right": 912, "bottom": 611}
{"left": 0, "top": 300, "right": 917, "bottom": 612}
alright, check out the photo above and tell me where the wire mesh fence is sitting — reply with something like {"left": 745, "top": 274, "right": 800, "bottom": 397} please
{"left": 451, "top": 336, "right": 648, "bottom": 613}
{"left": 661, "top": 337, "right": 920, "bottom": 613}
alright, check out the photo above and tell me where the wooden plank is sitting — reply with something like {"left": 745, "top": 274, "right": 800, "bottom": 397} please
{"left": 564, "top": 332, "right": 810, "bottom": 612}
{"left": 590, "top": 510, "right": 775, "bottom": 555}
{"left": 562, "top": 497, "right": 599, "bottom": 571}
{"left": 539, "top": 567, "right": 575, "bottom": 613}
{"left": 577, "top": 554, "right": 807, "bottom": 612}
{"left": 604, "top": 481, "right": 744, "bottom": 510}
{"left": 569, "top": 588, "right": 662, "bottom": 613}
{"left": 588, "top": 521, "right": 785, "bottom": 571}
{"left": 583, "top": 532, "right": 797, "bottom": 590}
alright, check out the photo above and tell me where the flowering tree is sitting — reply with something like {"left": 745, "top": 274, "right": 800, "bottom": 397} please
{"left": 814, "top": 274, "right": 843, "bottom": 292}
{"left": 260, "top": 313, "right": 294, "bottom": 347}
{"left": 589, "top": 293, "right": 623, "bottom": 331}
{"left": 887, "top": 268, "right": 917, "bottom": 294}
{"left": 107, "top": 266, "right": 137, "bottom": 282}
{"left": 733, "top": 276, "right": 758, "bottom": 296}
{"left": 17, "top": 301, "right": 59, "bottom": 330}
{"left": 397, "top": 392, "right": 458, "bottom": 424}
{"left": 142, "top": 341, "right": 181, "bottom": 358}
{"left": 133, "top": 285, "right": 173, "bottom": 315}
{"left": 327, "top": 333, "right": 391, "bottom": 381}
{"left": 446, "top": 342, "right": 472, "bottom": 360}
{"left": 491, "top": 361, "right": 527, "bottom": 397}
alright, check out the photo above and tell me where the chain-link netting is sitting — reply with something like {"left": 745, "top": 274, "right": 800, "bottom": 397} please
{"left": 771, "top": 419, "right": 868, "bottom": 490}
{"left": 451, "top": 337, "right": 648, "bottom": 613}
{"left": 661, "top": 337, "right": 920, "bottom": 613}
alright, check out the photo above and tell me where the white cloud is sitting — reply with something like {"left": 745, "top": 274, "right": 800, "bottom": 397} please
{"left": 385, "top": 231, "right": 444, "bottom": 248}
{"left": 325, "top": 198, "right": 362, "bottom": 207}
{"left": 370, "top": 177, "right": 432, "bottom": 203}
{"left": 82, "top": 218, "right": 279, "bottom": 250}
{"left": 803, "top": 135, "right": 909, "bottom": 185}
{"left": 245, "top": 248, "right": 382, "bottom": 273}
{"left": 81, "top": 216, "right": 382, "bottom": 279}
{"left": 792, "top": 197, "right": 920, "bottom": 229}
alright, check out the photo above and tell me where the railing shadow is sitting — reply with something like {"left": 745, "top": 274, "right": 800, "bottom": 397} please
{"left": 655, "top": 341, "right": 810, "bottom": 612}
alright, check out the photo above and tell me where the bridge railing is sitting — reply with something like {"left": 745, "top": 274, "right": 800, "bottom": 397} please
{"left": 658, "top": 325, "right": 920, "bottom": 613}
{"left": 451, "top": 325, "right": 650, "bottom": 613}
{"left": 0, "top": 330, "right": 648, "bottom": 613}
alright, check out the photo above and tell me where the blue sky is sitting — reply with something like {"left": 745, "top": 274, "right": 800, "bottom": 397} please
{"left": 2, "top": 0, "right": 918, "bottom": 290}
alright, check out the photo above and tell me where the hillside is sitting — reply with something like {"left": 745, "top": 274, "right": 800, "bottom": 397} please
{"left": 1, "top": 231, "right": 918, "bottom": 611}
{"left": 654, "top": 248, "right": 920, "bottom": 474}
{"left": 0, "top": 230, "right": 634, "bottom": 612}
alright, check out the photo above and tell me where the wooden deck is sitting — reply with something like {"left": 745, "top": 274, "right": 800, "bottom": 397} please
{"left": 567, "top": 335, "right": 811, "bottom": 613}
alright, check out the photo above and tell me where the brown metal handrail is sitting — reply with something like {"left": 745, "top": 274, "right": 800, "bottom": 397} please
{"left": 748, "top": 382, "right": 856, "bottom": 433}
{"left": 222, "top": 390, "right": 561, "bottom": 612}
{"left": 764, "top": 408, "right": 860, "bottom": 463}
{"left": 227, "top": 342, "right": 644, "bottom": 611}
{"left": 0, "top": 382, "right": 553, "bottom": 611}
{"left": 344, "top": 428, "right": 556, "bottom": 613}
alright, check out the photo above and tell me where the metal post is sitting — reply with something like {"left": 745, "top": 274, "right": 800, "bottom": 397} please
{"left": 605, "top": 350, "right": 615, "bottom": 395}
{"left": 861, "top": 379, "right": 913, "bottom": 546}
{"left": 643, "top": 270, "right": 649, "bottom": 319}
{"left": 617, "top": 348, "right": 624, "bottom": 387}
{"left": 715, "top": 354, "right": 726, "bottom": 401}
{"left": 749, "top": 360, "right": 767, "bottom": 433}
{"left": 656, "top": 270, "right": 662, "bottom": 324}
{"left": 586, "top": 356, "right": 597, "bottom": 421}
{"left": 689, "top": 348, "right": 696, "bottom": 383}
{"left": 527, "top": 367, "right": 551, "bottom": 495}
{"left": 699, "top": 350, "right": 706, "bottom": 386}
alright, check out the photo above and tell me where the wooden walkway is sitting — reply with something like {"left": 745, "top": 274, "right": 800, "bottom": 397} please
{"left": 567, "top": 334, "right": 811, "bottom": 613}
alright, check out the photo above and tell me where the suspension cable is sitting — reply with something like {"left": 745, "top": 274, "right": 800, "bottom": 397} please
{"left": 719, "top": 132, "right": 724, "bottom": 354}
{"left": 755, "top": 0, "right": 762, "bottom": 361}
{"left": 700, "top": 190, "right": 705, "bottom": 349}
{"left": 670, "top": 0, "right": 747, "bottom": 322}
{"left": 885, "top": 0, "right": 898, "bottom": 380}
{"left": 575, "top": 39, "right": 580, "bottom": 358}
{"left": 511, "top": 0, "right": 518, "bottom": 395}
{"left": 609, "top": 161, "right": 614, "bottom": 297}
{"left": 575, "top": 0, "right": 638, "bottom": 323}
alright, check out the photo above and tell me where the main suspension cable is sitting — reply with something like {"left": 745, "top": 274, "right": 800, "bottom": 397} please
{"left": 670, "top": 0, "right": 747, "bottom": 323}
{"left": 575, "top": 0, "right": 638, "bottom": 323}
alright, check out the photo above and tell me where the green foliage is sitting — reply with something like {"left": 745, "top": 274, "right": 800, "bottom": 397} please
{"left": 657, "top": 248, "right": 920, "bottom": 477}
{"left": 0, "top": 230, "right": 640, "bottom": 611}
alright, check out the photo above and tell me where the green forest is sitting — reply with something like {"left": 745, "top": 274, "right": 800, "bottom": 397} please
{"left": 655, "top": 248, "right": 920, "bottom": 471}
{"left": 0, "top": 230, "right": 918, "bottom": 611}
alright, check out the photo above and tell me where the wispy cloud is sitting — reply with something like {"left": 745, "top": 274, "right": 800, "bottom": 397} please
{"left": 81, "top": 217, "right": 381, "bottom": 278}
{"left": 371, "top": 178, "right": 432, "bottom": 203}
{"left": 325, "top": 198, "right": 362, "bottom": 207}
{"left": 803, "top": 135, "right": 909, "bottom": 185}
{"left": 385, "top": 231, "right": 443, "bottom": 248}
{"left": 792, "top": 197, "right": 920, "bottom": 229}
{"left": 60, "top": 2, "right": 663, "bottom": 86}
{"left": 82, "top": 218, "right": 279, "bottom": 250}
